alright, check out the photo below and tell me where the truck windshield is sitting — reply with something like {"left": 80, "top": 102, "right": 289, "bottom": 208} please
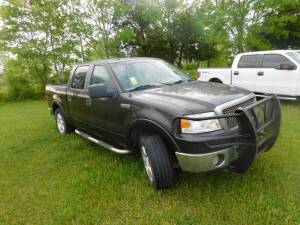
{"left": 109, "top": 60, "right": 191, "bottom": 91}
{"left": 286, "top": 51, "right": 300, "bottom": 64}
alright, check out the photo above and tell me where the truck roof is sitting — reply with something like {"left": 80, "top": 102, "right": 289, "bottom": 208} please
{"left": 76, "top": 57, "right": 161, "bottom": 66}
{"left": 237, "top": 49, "right": 300, "bottom": 56}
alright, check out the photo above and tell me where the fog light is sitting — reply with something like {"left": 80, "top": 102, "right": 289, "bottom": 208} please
{"left": 212, "top": 154, "right": 225, "bottom": 167}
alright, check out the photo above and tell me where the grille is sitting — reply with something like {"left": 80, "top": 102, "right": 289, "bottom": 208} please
{"left": 222, "top": 98, "right": 256, "bottom": 129}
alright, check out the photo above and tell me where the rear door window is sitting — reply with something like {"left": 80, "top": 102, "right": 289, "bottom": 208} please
{"left": 238, "top": 55, "right": 258, "bottom": 68}
{"left": 262, "top": 54, "right": 289, "bottom": 69}
{"left": 71, "top": 66, "right": 89, "bottom": 89}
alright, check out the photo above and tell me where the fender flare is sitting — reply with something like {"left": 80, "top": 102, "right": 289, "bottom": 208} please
{"left": 52, "top": 97, "right": 65, "bottom": 115}
{"left": 126, "top": 119, "right": 180, "bottom": 152}
{"left": 52, "top": 100, "right": 74, "bottom": 125}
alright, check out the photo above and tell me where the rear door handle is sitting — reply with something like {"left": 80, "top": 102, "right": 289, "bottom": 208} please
{"left": 67, "top": 92, "right": 74, "bottom": 102}
{"left": 67, "top": 91, "right": 77, "bottom": 102}
{"left": 257, "top": 71, "right": 264, "bottom": 76}
{"left": 85, "top": 97, "right": 92, "bottom": 106}
{"left": 67, "top": 95, "right": 72, "bottom": 102}
{"left": 233, "top": 71, "right": 239, "bottom": 75}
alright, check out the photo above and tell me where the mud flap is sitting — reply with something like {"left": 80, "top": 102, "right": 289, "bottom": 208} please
{"left": 229, "top": 95, "right": 281, "bottom": 174}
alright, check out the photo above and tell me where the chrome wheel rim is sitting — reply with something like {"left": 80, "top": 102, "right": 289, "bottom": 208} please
{"left": 56, "top": 113, "right": 65, "bottom": 133}
{"left": 141, "top": 145, "right": 154, "bottom": 183}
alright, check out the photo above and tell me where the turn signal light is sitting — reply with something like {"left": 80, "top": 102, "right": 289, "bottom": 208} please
{"left": 181, "top": 119, "right": 190, "bottom": 129}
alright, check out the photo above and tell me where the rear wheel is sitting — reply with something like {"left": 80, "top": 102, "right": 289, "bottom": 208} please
{"left": 210, "top": 78, "right": 222, "bottom": 83}
{"left": 55, "top": 108, "right": 74, "bottom": 134}
{"left": 139, "top": 134, "right": 177, "bottom": 189}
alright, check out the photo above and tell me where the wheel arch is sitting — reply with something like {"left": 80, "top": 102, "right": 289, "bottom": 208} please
{"left": 52, "top": 100, "right": 71, "bottom": 124}
{"left": 209, "top": 78, "right": 223, "bottom": 83}
{"left": 52, "top": 102, "right": 61, "bottom": 114}
{"left": 52, "top": 101, "right": 65, "bottom": 115}
{"left": 126, "top": 119, "right": 180, "bottom": 154}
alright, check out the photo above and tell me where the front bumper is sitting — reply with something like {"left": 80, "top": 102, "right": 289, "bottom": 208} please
{"left": 176, "top": 147, "right": 238, "bottom": 173}
{"left": 174, "top": 95, "right": 281, "bottom": 173}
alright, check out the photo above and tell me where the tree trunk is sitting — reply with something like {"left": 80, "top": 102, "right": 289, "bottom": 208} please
{"left": 178, "top": 44, "right": 183, "bottom": 68}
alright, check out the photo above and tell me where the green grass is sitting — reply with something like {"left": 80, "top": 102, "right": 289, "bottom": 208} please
{"left": 0, "top": 100, "right": 299, "bottom": 225}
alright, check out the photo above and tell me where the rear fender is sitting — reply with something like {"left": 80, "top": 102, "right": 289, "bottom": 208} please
{"left": 198, "top": 71, "right": 226, "bottom": 83}
{"left": 52, "top": 99, "right": 73, "bottom": 124}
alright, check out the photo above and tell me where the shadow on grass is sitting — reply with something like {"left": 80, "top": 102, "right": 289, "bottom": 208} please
{"left": 83, "top": 139, "right": 284, "bottom": 196}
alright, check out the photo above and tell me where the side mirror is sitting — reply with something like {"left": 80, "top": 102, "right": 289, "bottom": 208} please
{"left": 88, "top": 84, "right": 115, "bottom": 98}
{"left": 279, "top": 63, "right": 297, "bottom": 70}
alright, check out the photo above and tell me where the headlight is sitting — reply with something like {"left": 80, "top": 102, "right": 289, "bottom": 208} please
{"left": 180, "top": 112, "right": 222, "bottom": 134}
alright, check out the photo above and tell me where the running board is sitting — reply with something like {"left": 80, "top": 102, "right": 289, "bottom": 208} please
{"left": 255, "top": 94, "right": 297, "bottom": 101}
{"left": 75, "top": 129, "right": 131, "bottom": 154}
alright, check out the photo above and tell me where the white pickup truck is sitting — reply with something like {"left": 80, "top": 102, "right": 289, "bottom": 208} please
{"left": 197, "top": 50, "right": 300, "bottom": 100}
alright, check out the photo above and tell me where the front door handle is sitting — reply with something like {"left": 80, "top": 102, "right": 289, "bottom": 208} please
{"left": 257, "top": 71, "right": 264, "bottom": 76}
{"left": 233, "top": 71, "right": 239, "bottom": 75}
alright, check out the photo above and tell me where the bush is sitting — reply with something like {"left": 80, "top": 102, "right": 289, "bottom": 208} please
{"left": 4, "top": 59, "right": 42, "bottom": 101}
{"left": 0, "top": 87, "right": 7, "bottom": 102}
{"left": 0, "top": 75, "right": 7, "bottom": 102}
{"left": 181, "top": 62, "right": 199, "bottom": 79}
{"left": 181, "top": 62, "right": 199, "bottom": 70}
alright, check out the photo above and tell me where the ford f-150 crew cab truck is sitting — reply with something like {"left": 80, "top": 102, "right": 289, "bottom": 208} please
{"left": 46, "top": 57, "right": 281, "bottom": 189}
{"left": 197, "top": 50, "right": 300, "bottom": 100}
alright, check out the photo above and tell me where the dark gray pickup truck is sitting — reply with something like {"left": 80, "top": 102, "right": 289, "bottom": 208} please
{"left": 46, "top": 57, "right": 281, "bottom": 189}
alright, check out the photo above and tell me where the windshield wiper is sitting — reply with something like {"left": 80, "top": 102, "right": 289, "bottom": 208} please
{"left": 128, "top": 84, "right": 158, "bottom": 92}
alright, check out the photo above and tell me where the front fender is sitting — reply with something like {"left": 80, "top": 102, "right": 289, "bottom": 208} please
{"left": 126, "top": 118, "right": 180, "bottom": 152}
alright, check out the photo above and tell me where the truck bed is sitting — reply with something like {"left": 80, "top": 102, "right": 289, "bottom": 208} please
{"left": 46, "top": 84, "right": 67, "bottom": 95}
{"left": 45, "top": 84, "right": 68, "bottom": 114}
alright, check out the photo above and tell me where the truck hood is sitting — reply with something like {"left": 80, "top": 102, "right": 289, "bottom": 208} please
{"left": 131, "top": 81, "right": 252, "bottom": 114}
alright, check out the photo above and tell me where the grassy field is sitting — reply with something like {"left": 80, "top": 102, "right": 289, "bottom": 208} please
{"left": 0, "top": 100, "right": 299, "bottom": 225}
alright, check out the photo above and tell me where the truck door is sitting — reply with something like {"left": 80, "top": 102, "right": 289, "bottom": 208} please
{"left": 231, "top": 54, "right": 261, "bottom": 92}
{"left": 85, "top": 65, "right": 129, "bottom": 142}
{"left": 67, "top": 65, "right": 91, "bottom": 129}
{"left": 255, "top": 54, "right": 298, "bottom": 96}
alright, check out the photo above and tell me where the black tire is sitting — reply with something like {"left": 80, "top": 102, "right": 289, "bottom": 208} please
{"left": 210, "top": 78, "right": 222, "bottom": 83}
{"left": 55, "top": 108, "right": 74, "bottom": 134}
{"left": 139, "top": 133, "right": 177, "bottom": 189}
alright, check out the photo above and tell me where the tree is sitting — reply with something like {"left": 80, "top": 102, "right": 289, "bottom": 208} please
{"left": 210, "top": 0, "right": 272, "bottom": 53}
{"left": 194, "top": 0, "right": 232, "bottom": 66}
{"left": 119, "top": 0, "right": 221, "bottom": 66}
{"left": 247, "top": 0, "right": 300, "bottom": 50}
{"left": 0, "top": 0, "right": 81, "bottom": 95}
{"left": 119, "top": 0, "right": 166, "bottom": 58}
{"left": 84, "top": 0, "right": 124, "bottom": 59}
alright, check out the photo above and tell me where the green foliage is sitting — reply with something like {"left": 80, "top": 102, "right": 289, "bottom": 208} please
{"left": 0, "top": 0, "right": 299, "bottom": 101}
{"left": 0, "top": 76, "right": 7, "bottom": 102}
{"left": 4, "top": 59, "right": 41, "bottom": 101}
{"left": 247, "top": 0, "right": 300, "bottom": 50}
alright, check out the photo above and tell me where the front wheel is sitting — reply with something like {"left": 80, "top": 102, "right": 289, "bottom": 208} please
{"left": 139, "top": 134, "right": 177, "bottom": 189}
